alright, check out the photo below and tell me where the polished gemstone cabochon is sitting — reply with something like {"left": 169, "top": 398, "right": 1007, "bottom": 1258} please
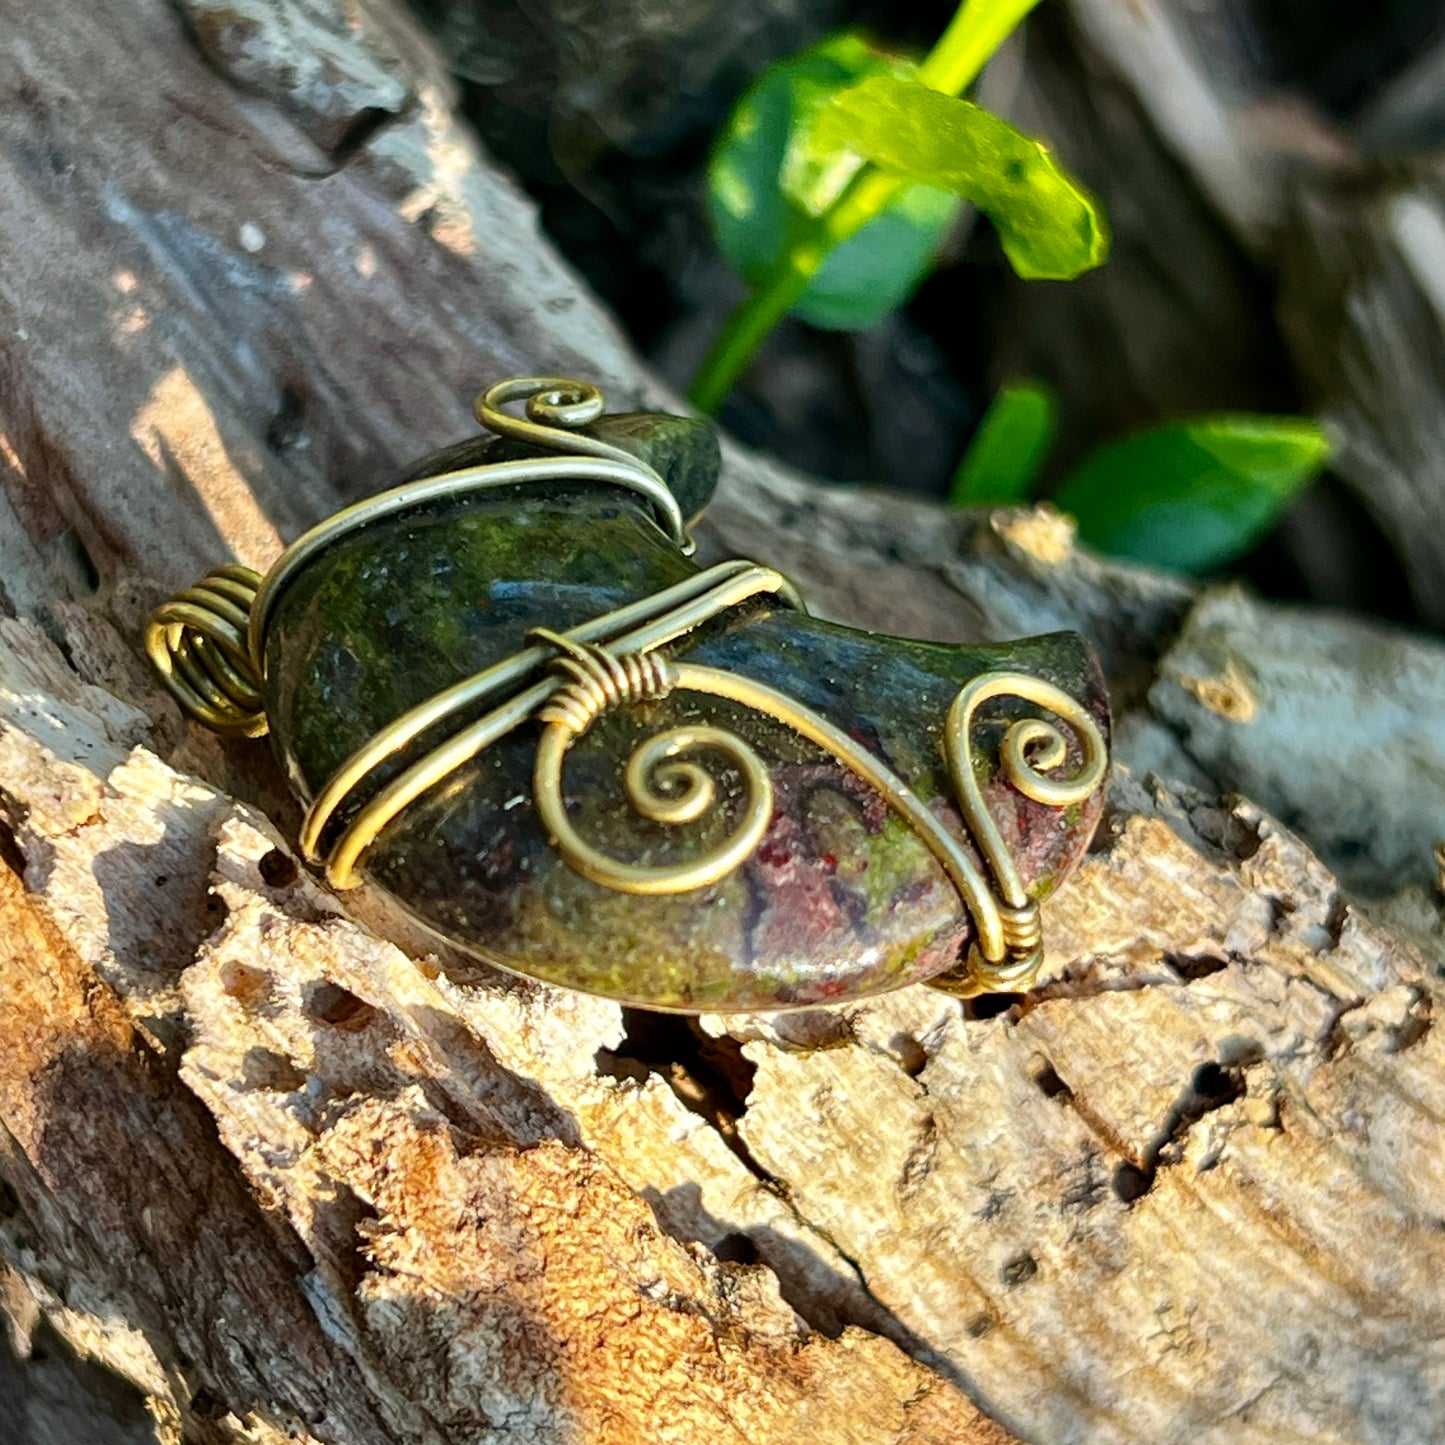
{"left": 263, "top": 418, "right": 1109, "bottom": 1011}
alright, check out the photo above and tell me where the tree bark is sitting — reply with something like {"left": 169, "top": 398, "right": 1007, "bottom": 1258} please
{"left": 0, "top": 2, "right": 1443, "bottom": 1443}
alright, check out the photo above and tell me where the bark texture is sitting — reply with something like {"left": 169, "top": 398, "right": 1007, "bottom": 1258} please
{"left": 0, "top": 2, "right": 1443, "bottom": 1443}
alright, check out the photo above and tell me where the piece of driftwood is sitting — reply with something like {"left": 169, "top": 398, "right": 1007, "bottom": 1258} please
{"left": 1, "top": 1, "right": 1444, "bottom": 1442}
{"left": 1149, "top": 584, "right": 1445, "bottom": 896}
{"left": 1276, "top": 166, "right": 1445, "bottom": 629}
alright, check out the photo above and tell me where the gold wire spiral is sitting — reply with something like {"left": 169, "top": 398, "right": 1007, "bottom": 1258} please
{"left": 143, "top": 565, "right": 266, "bottom": 738}
{"left": 517, "top": 627, "right": 1105, "bottom": 996}
{"left": 476, "top": 376, "right": 608, "bottom": 442}
{"left": 935, "top": 673, "right": 1108, "bottom": 995}
{"left": 528, "top": 629, "right": 775, "bottom": 896}
{"left": 303, "top": 560, "right": 801, "bottom": 890}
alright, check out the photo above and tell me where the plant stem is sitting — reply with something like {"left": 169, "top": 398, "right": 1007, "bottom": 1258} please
{"left": 689, "top": 255, "right": 821, "bottom": 416}
{"left": 917, "top": 0, "right": 1043, "bottom": 94}
{"left": 688, "top": 0, "right": 1044, "bottom": 414}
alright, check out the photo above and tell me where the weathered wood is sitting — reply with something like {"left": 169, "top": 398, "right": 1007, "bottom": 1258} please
{"left": 6, "top": 585, "right": 1445, "bottom": 1443}
{"left": 1149, "top": 584, "right": 1445, "bottom": 895}
{"left": 1, "top": 1, "right": 1444, "bottom": 1443}
{"left": 1277, "top": 167, "right": 1445, "bottom": 629}
{"left": 0, "top": 616, "right": 1009, "bottom": 1445}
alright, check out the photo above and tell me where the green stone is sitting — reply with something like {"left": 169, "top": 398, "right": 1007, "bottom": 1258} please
{"left": 262, "top": 412, "right": 1108, "bottom": 1011}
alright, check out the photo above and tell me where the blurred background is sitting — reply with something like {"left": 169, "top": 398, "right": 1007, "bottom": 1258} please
{"left": 405, "top": 0, "right": 1445, "bottom": 631}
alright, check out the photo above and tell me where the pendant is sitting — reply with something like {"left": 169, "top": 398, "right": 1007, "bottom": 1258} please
{"left": 146, "top": 378, "right": 1109, "bottom": 1012}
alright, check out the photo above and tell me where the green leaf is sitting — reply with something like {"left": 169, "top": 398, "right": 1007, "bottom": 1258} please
{"left": 950, "top": 382, "right": 1058, "bottom": 505}
{"left": 707, "top": 32, "right": 959, "bottom": 331}
{"left": 815, "top": 73, "right": 1108, "bottom": 280}
{"left": 1054, "top": 416, "right": 1333, "bottom": 573}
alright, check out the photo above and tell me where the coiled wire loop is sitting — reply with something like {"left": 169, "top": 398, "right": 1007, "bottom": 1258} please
{"left": 143, "top": 565, "right": 266, "bottom": 737}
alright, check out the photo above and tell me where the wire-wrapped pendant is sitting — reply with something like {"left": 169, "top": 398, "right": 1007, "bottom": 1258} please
{"left": 147, "top": 377, "right": 1109, "bottom": 1012}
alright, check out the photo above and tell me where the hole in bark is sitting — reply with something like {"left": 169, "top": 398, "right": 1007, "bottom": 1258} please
{"left": 59, "top": 529, "right": 100, "bottom": 594}
{"left": 1113, "top": 1161, "right": 1152, "bottom": 1203}
{"left": 1220, "top": 812, "right": 1264, "bottom": 861}
{"left": 257, "top": 848, "right": 298, "bottom": 887}
{"left": 305, "top": 981, "right": 378, "bottom": 1033}
{"left": 1166, "top": 952, "right": 1228, "bottom": 982}
{"left": 891, "top": 1033, "right": 928, "bottom": 1078}
{"left": 332, "top": 105, "right": 396, "bottom": 163}
{"left": 1320, "top": 1010, "right": 1353, "bottom": 1061}
{"left": 0, "top": 815, "right": 25, "bottom": 878}
{"left": 325, "top": 1184, "right": 379, "bottom": 1296}
{"left": 696, "top": 1033, "right": 756, "bottom": 1107}
{"left": 1000, "top": 1253, "right": 1038, "bottom": 1288}
{"left": 597, "top": 1009, "right": 756, "bottom": 1117}
{"left": 265, "top": 386, "right": 306, "bottom": 453}
{"left": 220, "top": 959, "right": 273, "bottom": 1008}
{"left": 1031, "top": 1060, "right": 1071, "bottom": 1101}
{"left": 1397, "top": 998, "right": 1433, "bottom": 1053}
{"left": 1190, "top": 1061, "right": 1241, "bottom": 1107}
{"left": 1325, "top": 894, "right": 1351, "bottom": 948}
{"left": 965, "top": 992, "right": 1024, "bottom": 1020}
{"left": 1267, "top": 896, "right": 1298, "bottom": 937}
{"left": 597, "top": 1010, "right": 772, "bottom": 1183}
{"left": 711, "top": 1232, "right": 759, "bottom": 1265}
{"left": 240, "top": 1046, "right": 307, "bottom": 1093}
{"left": 1120, "top": 1058, "right": 1248, "bottom": 1199}
{"left": 1160, "top": 1060, "right": 1244, "bottom": 1150}
{"left": 189, "top": 1386, "right": 227, "bottom": 1421}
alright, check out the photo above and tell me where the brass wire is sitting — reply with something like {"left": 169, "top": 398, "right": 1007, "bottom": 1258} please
{"left": 528, "top": 629, "right": 775, "bottom": 896}
{"left": 935, "top": 673, "right": 1108, "bottom": 993}
{"left": 146, "top": 377, "right": 695, "bottom": 743}
{"left": 526, "top": 645, "right": 1104, "bottom": 993}
{"left": 247, "top": 455, "right": 688, "bottom": 665}
{"left": 143, "top": 374, "right": 1109, "bottom": 998}
{"left": 143, "top": 565, "right": 266, "bottom": 737}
